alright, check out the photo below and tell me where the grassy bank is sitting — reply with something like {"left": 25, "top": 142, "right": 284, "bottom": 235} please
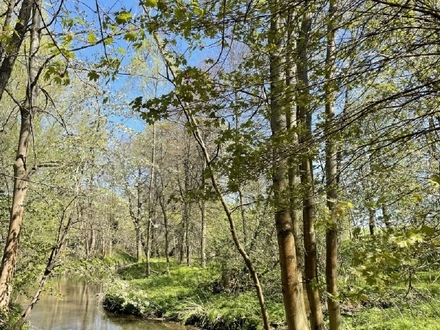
{"left": 103, "top": 260, "right": 440, "bottom": 330}
{"left": 103, "top": 260, "right": 284, "bottom": 330}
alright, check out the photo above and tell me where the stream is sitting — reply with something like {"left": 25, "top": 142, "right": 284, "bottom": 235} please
{"left": 19, "top": 277, "right": 186, "bottom": 330}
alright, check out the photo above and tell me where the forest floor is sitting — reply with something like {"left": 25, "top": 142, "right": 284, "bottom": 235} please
{"left": 102, "top": 258, "right": 440, "bottom": 330}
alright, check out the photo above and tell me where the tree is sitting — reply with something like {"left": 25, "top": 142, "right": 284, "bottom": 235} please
{"left": 0, "top": 0, "right": 42, "bottom": 309}
{"left": 268, "top": 0, "right": 309, "bottom": 328}
{"left": 324, "top": 0, "right": 342, "bottom": 328}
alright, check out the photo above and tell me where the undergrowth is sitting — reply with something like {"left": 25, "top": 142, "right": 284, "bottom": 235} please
{"left": 104, "top": 259, "right": 284, "bottom": 330}
{"left": 103, "top": 259, "right": 440, "bottom": 330}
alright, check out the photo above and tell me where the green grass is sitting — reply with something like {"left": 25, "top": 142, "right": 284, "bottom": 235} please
{"left": 104, "top": 259, "right": 440, "bottom": 330}
{"left": 341, "top": 271, "right": 440, "bottom": 330}
{"left": 343, "top": 301, "right": 440, "bottom": 330}
{"left": 104, "top": 259, "right": 283, "bottom": 330}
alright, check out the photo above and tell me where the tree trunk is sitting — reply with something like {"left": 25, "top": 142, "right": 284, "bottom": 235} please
{"left": 269, "top": 1, "right": 309, "bottom": 328}
{"left": 183, "top": 138, "right": 191, "bottom": 267}
{"left": 200, "top": 159, "right": 207, "bottom": 267}
{"left": 238, "top": 187, "right": 248, "bottom": 247}
{"left": 0, "top": 0, "right": 41, "bottom": 310}
{"left": 178, "top": 219, "right": 185, "bottom": 264}
{"left": 145, "top": 219, "right": 152, "bottom": 276}
{"left": 285, "top": 6, "right": 308, "bottom": 319}
{"left": 382, "top": 204, "right": 391, "bottom": 229}
{"left": 324, "top": 0, "right": 341, "bottom": 328}
{"left": 0, "top": 0, "right": 33, "bottom": 101}
{"left": 160, "top": 191, "right": 170, "bottom": 269}
{"left": 297, "top": 3, "right": 324, "bottom": 329}
{"left": 135, "top": 224, "right": 142, "bottom": 261}
{"left": 89, "top": 225, "right": 96, "bottom": 257}
{"left": 368, "top": 203, "right": 375, "bottom": 236}
{"left": 146, "top": 123, "right": 156, "bottom": 277}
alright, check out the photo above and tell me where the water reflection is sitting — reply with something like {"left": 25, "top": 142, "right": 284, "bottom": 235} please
{"left": 20, "top": 277, "right": 184, "bottom": 330}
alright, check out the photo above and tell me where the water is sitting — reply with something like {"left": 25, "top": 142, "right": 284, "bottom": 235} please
{"left": 19, "top": 277, "right": 186, "bottom": 330}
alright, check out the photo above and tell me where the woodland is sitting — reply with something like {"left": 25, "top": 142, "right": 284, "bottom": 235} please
{"left": 0, "top": 0, "right": 440, "bottom": 329}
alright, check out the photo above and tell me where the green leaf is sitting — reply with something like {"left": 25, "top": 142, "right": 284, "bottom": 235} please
{"left": 87, "top": 32, "right": 97, "bottom": 43}
{"left": 115, "top": 11, "right": 132, "bottom": 24}
{"left": 142, "top": 0, "right": 157, "bottom": 8}
{"left": 124, "top": 32, "right": 137, "bottom": 42}
{"left": 88, "top": 70, "right": 100, "bottom": 81}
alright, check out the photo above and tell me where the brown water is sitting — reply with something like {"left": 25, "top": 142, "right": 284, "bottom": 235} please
{"left": 20, "top": 277, "right": 185, "bottom": 330}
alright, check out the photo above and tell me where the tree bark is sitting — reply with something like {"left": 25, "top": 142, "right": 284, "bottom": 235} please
{"left": 269, "top": 1, "right": 310, "bottom": 329}
{"left": 200, "top": 159, "right": 207, "bottom": 267}
{"left": 0, "top": 0, "right": 41, "bottom": 310}
{"left": 382, "top": 204, "right": 391, "bottom": 229}
{"left": 285, "top": 5, "right": 308, "bottom": 319}
{"left": 128, "top": 176, "right": 144, "bottom": 262}
{"left": 146, "top": 123, "right": 156, "bottom": 277}
{"left": 0, "top": 0, "right": 33, "bottom": 101}
{"left": 297, "top": 3, "right": 324, "bottom": 329}
{"left": 368, "top": 197, "right": 376, "bottom": 236}
{"left": 158, "top": 177, "right": 170, "bottom": 269}
{"left": 324, "top": 0, "right": 341, "bottom": 328}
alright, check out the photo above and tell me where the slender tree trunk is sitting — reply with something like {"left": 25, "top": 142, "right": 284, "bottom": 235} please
{"left": 200, "top": 159, "right": 207, "bottom": 267}
{"left": 145, "top": 219, "right": 152, "bottom": 276}
{"left": 0, "top": 0, "right": 41, "bottom": 310}
{"left": 127, "top": 168, "right": 144, "bottom": 262}
{"left": 89, "top": 225, "right": 96, "bottom": 256}
{"left": 135, "top": 225, "right": 142, "bottom": 261}
{"left": 368, "top": 208, "right": 375, "bottom": 235}
{"left": 324, "top": 1, "right": 341, "bottom": 328}
{"left": 238, "top": 187, "right": 248, "bottom": 247}
{"left": 269, "top": 1, "right": 309, "bottom": 328}
{"left": 382, "top": 204, "right": 391, "bottom": 229}
{"left": 285, "top": 6, "right": 308, "bottom": 318}
{"left": 146, "top": 123, "right": 156, "bottom": 277}
{"left": 367, "top": 195, "right": 375, "bottom": 235}
{"left": 159, "top": 189, "right": 170, "bottom": 269}
{"left": 297, "top": 3, "right": 324, "bottom": 329}
{"left": 178, "top": 219, "right": 185, "bottom": 264}
{"left": 185, "top": 203, "right": 191, "bottom": 266}
{"left": 183, "top": 140, "right": 191, "bottom": 267}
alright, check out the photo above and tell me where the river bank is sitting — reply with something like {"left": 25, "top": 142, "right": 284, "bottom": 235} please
{"left": 102, "top": 261, "right": 285, "bottom": 330}
{"left": 101, "top": 259, "right": 440, "bottom": 330}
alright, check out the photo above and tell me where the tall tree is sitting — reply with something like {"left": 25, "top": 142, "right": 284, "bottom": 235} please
{"left": 0, "top": 0, "right": 42, "bottom": 309}
{"left": 324, "top": 0, "right": 342, "bottom": 328}
{"left": 297, "top": 2, "right": 324, "bottom": 328}
{"left": 268, "top": 1, "right": 309, "bottom": 329}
